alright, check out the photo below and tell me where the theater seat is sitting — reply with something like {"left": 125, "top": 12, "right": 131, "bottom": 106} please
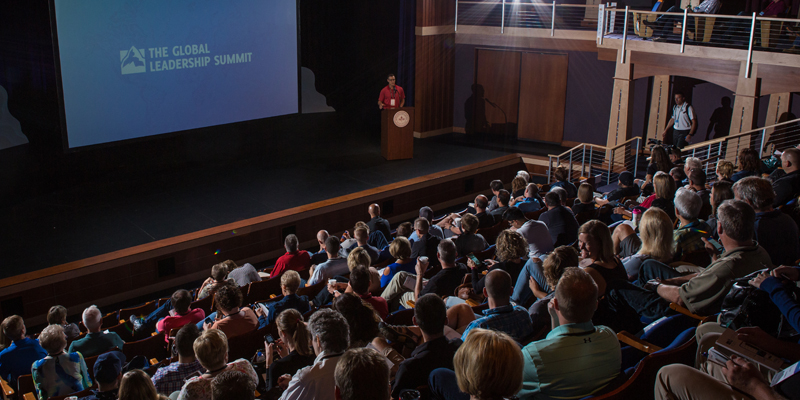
{"left": 633, "top": 1, "right": 664, "bottom": 38}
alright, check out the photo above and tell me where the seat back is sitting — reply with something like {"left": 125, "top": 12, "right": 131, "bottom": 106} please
{"left": 385, "top": 309, "right": 415, "bottom": 326}
{"left": 525, "top": 207, "right": 547, "bottom": 221}
{"left": 123, "top": 331, "right": 168, "bottom": 362}
{"left": 190, "top": 293, "right": 215, "bottom": 315}
{"left": 228, "top": 325, "right": 278, "bottom": 361}
{"left": 476, "top": 220, "right": 509, "bottom": 245}
{"left": 16, "top": 375, "right": 34, "bottom": 399}
{"left": 243, "top": 277, "right": 283, "bottom": 305}
{"left": 118, "top": 301, "right": 157, "bottom": 323}
{"left": 297, "top": 281, "right": 327, "bottom": 298}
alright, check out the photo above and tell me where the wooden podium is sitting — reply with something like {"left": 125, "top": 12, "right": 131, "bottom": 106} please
{"left": 381, "top": 107, "right": 414, "bottom": 160}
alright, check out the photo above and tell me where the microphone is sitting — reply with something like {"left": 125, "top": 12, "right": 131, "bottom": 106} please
{"left": 484, "top": 98, "right": 496, "bottom": 107}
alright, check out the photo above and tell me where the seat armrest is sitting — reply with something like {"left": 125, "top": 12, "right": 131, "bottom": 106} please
{"left": 617, "top": 331, "right": 663, "bottom": 353}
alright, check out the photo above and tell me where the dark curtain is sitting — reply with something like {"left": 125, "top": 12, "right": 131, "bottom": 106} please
{"left": 397, "top": 0, "right": 416, "bottom": 107}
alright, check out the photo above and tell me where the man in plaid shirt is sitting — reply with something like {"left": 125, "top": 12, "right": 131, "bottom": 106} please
{"left": 461, "top": 270, "right": 534, "bottom": 343}
{"left": 151, "top": 324, "right": 205, "bottom": 395}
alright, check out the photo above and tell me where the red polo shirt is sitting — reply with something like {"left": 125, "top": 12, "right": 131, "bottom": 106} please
{"left": 379, "top": 85, "right": 405, "bottom": 109}
{"left": 271, "top": 250, "right": 311, "bottom": 277}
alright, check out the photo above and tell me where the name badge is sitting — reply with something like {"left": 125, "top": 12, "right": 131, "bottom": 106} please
{"left": 390, "top": 99, "right": 396, "bottom": 106}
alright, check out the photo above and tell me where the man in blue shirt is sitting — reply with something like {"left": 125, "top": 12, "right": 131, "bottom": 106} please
{"left": 0, "top": 315, "right": 47, "bottom": 387}
{"left": 512, "top": 183, "right": 544, "bottom": 214}
{"left": 255, "top": 270, "right": 310, "bottom": 329}
{"left": 519, "top": 267, "right": 621, "bottom": 399}
{"left": 461, "top": 269, "right": 534, "bottom": 343}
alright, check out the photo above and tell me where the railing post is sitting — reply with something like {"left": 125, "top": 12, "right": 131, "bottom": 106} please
{"left": 634, "top": 138, "right": 640, "bottom": 177}
{"left": 581, "top": 146, "right": 586, "bottom": 177}
{"left": 620, "top": 6, "right": 629, "bottom": 63}
{"left": 746, "top": 13, "right": 756, "bottom": 78}
{"left": 680, "top": 8, "right": 688, "bottom": 53}
{"left": 455, "top": 0, "right": 458, "bottom": 32}
{"left": 607, "top": 149, "right": 613, "bottom": 186}
{"left": 589, "top": 146, "right": 594, "bottom": 178}
{"left": 569, "top": 150, "right": 574, "bottom": 182}
{"left": 551, "top": 1, "right": 557, "bottom": 36}
{"left": 760, "top": 128, "right": 767, "bottom": 157}
{"left": 548, "top": 156, "right": 553, "bottom": 184}
{"left": 501, "top": 0, "right": 506, "bottom": 34}
{"left": 597, "top": 4, "right": 606, "bottom": 45}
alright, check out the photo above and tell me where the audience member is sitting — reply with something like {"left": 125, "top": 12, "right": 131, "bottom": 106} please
{"left": 656, "top": 93, "right": 697, "bottom": 147}
{"left": 310, "top": 230, "right": 344, "bottom": 265}
{"left": 381, "top": 238, "right": 415, "bottom": 287}
{"left": 395, "top": 222, "right": 413, "bottom": 239}
{"left": 638, "top": 200, "right": 772, "bottom": 316}
{"left": 472, "top": 195, "right": 496, "bottom": 229}
{"left": 572, "top": 183, "right": 596, "bottom": 216}
{"left": 687, "top": 169, "right": 712, "bottom": 218}
{"left": 595, "top": 171, "right": 640, "bottom": 206}
{"left": 346, "top": 227, "right": 379, "bottom": 265}
{"left": 334, "top": 348, "right": 390, "bottom": 400}
{"left": 519, "top": 267, "right": 621, "bottom": 399}
{"left": 617, "top": 208, "right": 674, "bottom": 280}
{"left": 670, "top": 166, "right": 687, "bottom": 187}
{"left": 226, "top": 261, "right": 262, "bottom": 287}
{"left": 468, "top": 229, "right": 527, "bottom": 294}
{"left": 409, "top": 207, "right": 445, "bottom": 241}
{"left": 46, "top": 305, "right": 81, "bottom": 340}
{"left": 511, "top": 176, "right": 528, "bottom": 198}
{"left": 504, "top": 207, "right": 553, "bottom": 259}
{"left": 132, "top": 289, "right": 205, "bottom": 337}
{"left": 643, "top": 146, "right": 674, "bottom": 192}
{"left": 391, "top": 295, "right": 462, "bottom": 398}
{"left": 79, "top": 351, "right": 125, "bottom": 400}
{"left": 265, "top": 309, "right": 315, "bottom": 391}
{"left": 32, "top": 324, "right": 91, "bottom": 399}
{"left": 486, "top": 180, "right": 504, "bottom": 212}
{"left": 177, "top": 329, "right": 258, "bottom": 400}
{"left": 684, "top": 157, "right": 702, "bottom": 182}
{"left": 211, "top": 370, "right": 255, "bottom": 400}
{"left": 429, "top": 329, "right": 523, "bottom": 400}
{"left": 539, "top": 191, "right": 579, "bottom": 246}
{"left": 706, "top": 180, "right": 734, "bottom": 239}
{"left": 451, "top": 269, "right": 534, "bottom": 342}
{"left": 279, "top": 308, "right": 350, "bottom": 400}
{"left": 669, "top": 147, "right": 683, "bottom": 167}
{"left": 0, "top": 315, "right": 47, "bottom": 387}
{"left": 69, "top": 306, "right": 125, "bottom": 358}
{"left": 716, "top": 160, "right": 734, "bottom": 182}
{"left": 204, "top": 284, "right": 258, "bottom": 338}
{"left": 734, "top": 176, "right": 800, "bottom": 265}
{"left": 409, "top": 217, "right": 441, "bottom": 263}
{"left": 513, "top": 183, "right": 545, "bottom": 214}
{"left": 256, "top": 270, "right": 310, "bottom": 328}
{"left": 772, "top": 148, "right": 800, "bottom": 206}
{"left": 197, "top": 262, "right": 235, "bottom": 300}
{"left": 308, "top": 236, "right": 348, "bottom": 286}
{"left": 367, "top": 203, "right": 392, "bottom": 240}
{"left": 152, "top": 324, "right": 204, "bottom": 395}
{"left": 120, "top": 369, "right": 169, "bottom": 400}
{"left": 350, "top": 265, "right": 388, "bottom": 320}
{"left": 526, "top": 246, "right": 579, "bottom": 335}
{"left": 550, "top": 186, "right": 569, "bottom": 207}
{"left": 672, "top": 187, "right": 712, "bottom": 262}
{"left": 550, "top": 166, "right": 578, "bottom": 198}
{"left": 649, "top": 171, "right": 677, "bottom": 221}
{"left": 381, "top": 239, "right": 468, "bottom": 311}
{"left": 332, "top": 293, "right": 381, "bottom": 349}
{"left": 731, "top": 148, "right": 762, "bottom": 182}
{"left": 272, "top": 235, "right": 312, "bottom": 277}
{"left": 339, "top": 222, "right": 366, "bottom": 254}
{"left": 489, "top": 189, "right": 511, "bottom": 220}
{"left": 452, "top": 214, "right": 488, "bottom": 259}
{"left": 517, "top": 170, "right": 531, "bottom": 183}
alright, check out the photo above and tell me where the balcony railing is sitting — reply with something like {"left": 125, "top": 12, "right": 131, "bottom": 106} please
{"left": 455, "top": 1, "right": 600, "bottom": 33}
{"left": 548, "top": 137, "right": 643, "bottom": 187}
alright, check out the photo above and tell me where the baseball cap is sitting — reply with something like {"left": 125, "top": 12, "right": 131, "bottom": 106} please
{"left": 94, "top": 351, "right": 126, "bottom": 383}
{"left": 619, "top": 171, "right": 634, "bottom": 186}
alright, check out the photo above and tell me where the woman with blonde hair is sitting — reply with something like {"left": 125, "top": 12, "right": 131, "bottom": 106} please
{"left": 716, "top": 160, "right": 734, "bottom": 182}
{"left": 118, "top": 369, "right": 169, "bottom": 400}
{"left": 467, "top": 229, "right": 528, "bottom": 294}
{"left": 31, "top": 324, "right": 91, "bottom": 400}
{"left": 430, "top": 328, "right": 523, "bottom": 400}
{"left": 511, "top": 176, "right": 527, "bottom": 198}
{"left": 265, "top": 309, "right": 315, "bottom": 390}
{"left": 380, "top": 237, "right": 416, "bottom": 287}
{"left": 572, "top": 183, "right": 596, "bottom": 216}
{"left": 177, "top": 329, "right": 258, "bottom": 400}
{"left": 621, "top": 208, "right": 674, "bottom": 280}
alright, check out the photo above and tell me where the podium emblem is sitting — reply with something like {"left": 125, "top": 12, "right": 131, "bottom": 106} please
{"left": 393, "top": 110, "right": 410, "bottom": 128}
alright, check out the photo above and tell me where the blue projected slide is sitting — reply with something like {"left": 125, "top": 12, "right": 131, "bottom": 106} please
{"left": 53, "top": 0, "right": 298, "bottom": 148}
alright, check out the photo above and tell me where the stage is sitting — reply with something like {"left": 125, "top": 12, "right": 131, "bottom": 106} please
{"left": 1, "top": 112, "right": 567, "bottom": 279}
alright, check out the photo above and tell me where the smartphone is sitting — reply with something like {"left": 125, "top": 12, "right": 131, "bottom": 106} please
{"left": 204, "top": 317, "right": 213, "bottom": 325}
{"left": 264, "top": 334, "right": 274, "bottom": 345}
{"left": 467, "top": 254, "right": 482, "bottom": 266}
{"left": 706, "top": 237, "right": 724, "bottom": 254}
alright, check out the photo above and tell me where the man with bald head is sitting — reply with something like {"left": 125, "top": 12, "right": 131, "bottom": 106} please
{"left": 367, "top": 204, "right": 391, "bottom": 240}
{"left": 772, "top": 148, "right": 800, "bottom": 206}
{"left": 474, "top": 194, "right": 496, "bottom": 229}
{"left": 460, "top": 269, "right": 534, "bottom": 343}
{"left": 519, "top": 268, "right": 621, "bottom": 399}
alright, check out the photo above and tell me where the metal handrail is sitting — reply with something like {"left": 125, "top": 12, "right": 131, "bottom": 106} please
{"left": 681, "top": 117, "right": 800, "bottom": 152}
{"left": 547, "top": 135, "right": 644, "bottom": 159}
{"left": 547, "top": 137, "right": 644, "bottom": 185}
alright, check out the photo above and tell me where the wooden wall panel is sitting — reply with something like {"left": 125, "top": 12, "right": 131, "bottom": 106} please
{"left": 414, "top": 34, "right": 455, "bottom": 133}
{"left": 518, "top": 52, "right": 568, "bottom": 143}
{"left": 417, "top": 0, "right": 456, "bottom": 27}
{"left": 475, "top": 49, "right": 521, "bottom": 134}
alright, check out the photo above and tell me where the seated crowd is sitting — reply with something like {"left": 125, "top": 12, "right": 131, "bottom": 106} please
{"left": 2, "top": 147, "right": 800, "bottom": 400}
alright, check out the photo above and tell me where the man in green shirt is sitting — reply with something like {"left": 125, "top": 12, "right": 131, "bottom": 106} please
{"left": 68, "top": 306, "right": 124, "bottom": 358}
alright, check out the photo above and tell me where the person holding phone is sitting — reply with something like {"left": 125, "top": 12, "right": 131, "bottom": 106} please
{"left": 467, "top": 230, "right": 527, "bottom": 295}
{"left": 264, "top": 309, "right": 315, "bottom": 393}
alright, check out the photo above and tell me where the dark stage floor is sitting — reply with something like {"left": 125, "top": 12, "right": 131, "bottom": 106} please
{"left": 1, "top": 113, "right": 567, "bottom": 279}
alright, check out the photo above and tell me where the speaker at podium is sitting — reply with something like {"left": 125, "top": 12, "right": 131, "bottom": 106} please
{"left": 381, "top": 107, "right": 414, "bottom": 160}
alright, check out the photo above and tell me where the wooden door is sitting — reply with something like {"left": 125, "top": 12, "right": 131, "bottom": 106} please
{"left": 518, "top": 52, "right": 568, "bottom": 143}
{"left": 475, "top": 49, "right": 520, "bottom": 136}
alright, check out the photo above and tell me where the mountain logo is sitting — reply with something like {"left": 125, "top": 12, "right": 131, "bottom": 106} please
{"left": 120, "top": 46, "right": 146, "bottom": 74}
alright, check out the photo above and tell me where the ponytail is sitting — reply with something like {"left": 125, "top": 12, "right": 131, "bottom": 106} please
{"left": 276, "top": 309, "right": 312, "bottom": 356}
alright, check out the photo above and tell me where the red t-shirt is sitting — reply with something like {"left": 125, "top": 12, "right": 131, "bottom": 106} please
{"left": 379, "top": 85, "right": 405, "bottom": 109}
{"left": 360, "top": 293, "right": 389, "bottom": 320}
{"left": 271, "top": 250, "right": 311, "bottom": 278}
{"left": 156, "top": 308, "right": 206, "bottom": 341}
